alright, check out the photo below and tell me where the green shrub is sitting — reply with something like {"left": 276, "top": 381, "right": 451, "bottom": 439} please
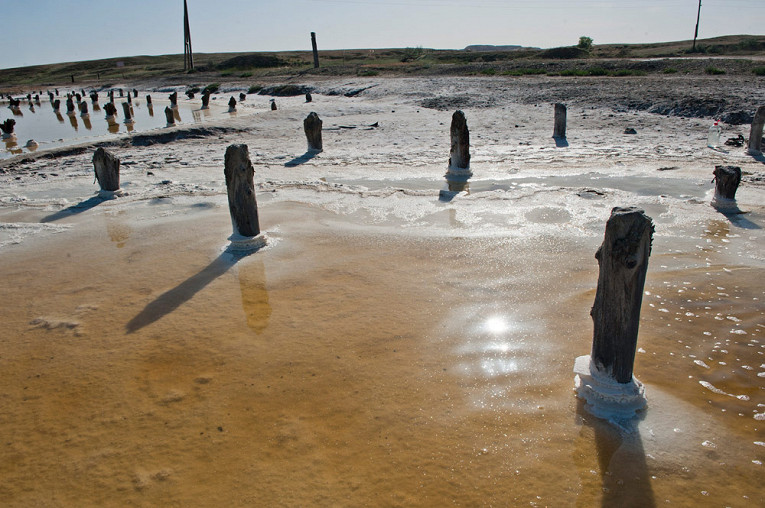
{"left": 753, "top": 67, "right": 765, "bottom": 76}
{"left": 240, "top": 72, "right": 253, "bottom": 78}
{"left": 705, "top": 66, "right": 726, "bottom": 75}
{"left": 217, "top": 54, "right": 286, "bottom": 70}
{"left": 202, "top": 83, "right": 220, "bottom": 94}
{"left": 663, "top": 67, "right": 678, "bottom": 74}
{"left": 247, "top": 85, "right": 263, "bottom": 94}
{"left": 358, "top": 69, "right": 379, "bottom": 77}
{"left": 578, "top": 36, "right": 593, "bottom": 51}
{"left": 502, "top": 68, "right": 546, "bottom": 76}
{"left": 481, "top": 68, "right": 496, "bottom": 75}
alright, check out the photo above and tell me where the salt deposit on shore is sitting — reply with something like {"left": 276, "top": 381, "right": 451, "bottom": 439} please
{"left": 0, "top": 76, "right": 763, "bottom": 506}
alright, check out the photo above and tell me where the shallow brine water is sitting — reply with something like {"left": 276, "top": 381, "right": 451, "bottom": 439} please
{"left": 1, "top": 94, "right": 230, "bottom": 159}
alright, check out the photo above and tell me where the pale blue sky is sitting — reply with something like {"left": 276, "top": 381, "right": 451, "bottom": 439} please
{"left": 1, "top": 0, "right": 763, "bottom": 69}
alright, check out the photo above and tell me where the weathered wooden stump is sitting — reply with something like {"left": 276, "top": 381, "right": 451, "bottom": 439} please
{"left": 66, "top": 98, "right": 75, "bottom": 115}
{"left": 169, "top": 92, "right": 178, "bottom": 108}
{"left": 104, "top": 102, "right": 117, "bottom": 117}
{"left": 79, "top": 101, "right": 89, "bottom": 115}
{"left": 75, "top": 93, "right": 82, "bottom": 103}
{"left": 186, "top": 91, "right": 195, "bottom": 99}
{"left": 52, "top": 99, "right": 61, "bottom": 111}
{"left": 239, "top": 92, "right": 246, "bottom": 102}
{"left": 201, "top": 92, "right": 210, "bottom": 109}
{"left": 108, "top": 90, "right": 115, "bottom": 103}
{"left": 0, "top": 119, "right": 16, "bottom": 137}
{"left": 90, "top": 92, "right": 98, "bottom": 103}
{"left": 270, "top": 100, "right": 277, "bottom": 111}
{"left": 553, "top": 103, "right": 567, "bottom": 139}
{"left": 228, "top": 97, "right": 236, "bottom": 111}
{"left": 712, "top": 165, "right": 741, "bottom": 209}
{"left": 126, "top": 92, "right": 132, "bottom": 104}
{"left": 132, "top": 89, "right": 138, "bottom": 98}
{"left": 121, "top": 102, "right": 133, "bottom": 122}
{"left": 224, "top": 144, "right": 260, "bottom": 237}
{"left": 591, "top": 207, "right": 654, "bottom": 383}
{"left": 304, "top": 112, "right": 323, "bottom": 151}
{"left": 747, "top": 105, "right": 765, "bottom": 155}
{"left": 93, "top": 147, "right": 121, "bottom": 193}
{"left": 145, "top": 95, "right": 152, "bottom": 105}
{"left": 305, "top": 92, "right": 312, "bottom": 103}
{"left": 164, "top": 106, "right": 175, "bottom": 125}
{"left": 48, "top": 91, "right": 55, "bottom": 103}
{"left": 119, "top": 89, "right": 124, "bottom": 97}
{"left": 447, "top": 110, "right": 471, "bottom": 174}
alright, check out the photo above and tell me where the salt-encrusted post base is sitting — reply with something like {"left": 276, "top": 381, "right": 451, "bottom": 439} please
{"left": 574, "top": 355, "right": 646, "bottom": 429}
{"left": 227, "top": 233, "right": 268, "bottom": 253}
{"left": 711, "top": 165, "right": 741, "bottom": 211}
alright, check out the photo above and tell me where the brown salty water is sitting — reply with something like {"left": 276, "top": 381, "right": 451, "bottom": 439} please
{"left": 0, "top": 194, "right": 762, "bottom": 507}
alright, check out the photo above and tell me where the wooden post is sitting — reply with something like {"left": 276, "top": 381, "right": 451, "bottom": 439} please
{"left": 553, "top": 103, "right": 567, "bottom": 139}
{"left": 591, "top": 207, "right": 654, "bottom": 383}
{"left": 146, "top": 95, "right": 152, "bottom": 105}
{"left": 79, "top": 101, "right": 89, "bottom": 115}
{"left": 224, "top": 144, "right": 260, "bottom": 237}
{"left": 747, "top": 105, "right": 765, "bottom": 155}
{"left": 133, "top": 89, "right": 138, "bottom": 98}
{"left": 711, "top": 165, "right": 741, "bottom": 209}
{"left": 304, "top": 112, "right": 323, "bottom": 151}
{"left": 90, "top": 92, "right": 98, "bottom": 103}
{"left": 169, "top": 92, "right": 178, "bottom": 108}
{"left": 311, "top": 32, "right": 319, "bottom": 68}
{"left": 0, "top": 119, "right": 15, "bottom": 137}
{"left": 228, "top": 97, "right": 237, "bottom": 111}
{"left": 119, "top": 89, "right": 124, "bottom": 97}
{"left": 104, "top": 102, "right": 117, "bottom": 118}
{"left": 164, "top": 106, "right": 175, "bottom": 125}
{"left": 448, "top": 110, "right": 470, "bottom": 173}
{"left": 52, "top": 99, "right": 61, "bottom": 111}
{"left": 121, "top": 102, "right": 133, "bottom": 123}
{"left": 126, "top": 92, "right": 132, "bottom": 104}
{"left": 109, "top": 90, "right": 114, "bottom": 103}
{"left": 93, "top": 147, "right": 121, "bottom": 192}
{"left": 183, "top": 0, "right": 194, "bottom": 71}
{"left": 201, "top": 92, "right": 210, "bottom": 109}
{"left": 239, "top": 92, "right": 246, "bottom": 102}
{"left": 66, "top": 98, "right": 75, "bottom": 115}
{"left": 271, "top": 100, "right": 277, "bottom": 111}
{"left": 305, "top": 92, "right": 312, "bottom": 103}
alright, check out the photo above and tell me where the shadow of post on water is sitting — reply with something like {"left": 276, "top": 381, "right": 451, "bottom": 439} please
{"left": 284, "top": 150, "right": 320, "bottom": 168}
{"left": 575, "top": 399, "right": 656, "bottom": 508}
{"left": 125, "top": 248, "right": 257, "bottom": 334}
{"left": 40, "top": 195, "right": 105, "bottom": 223}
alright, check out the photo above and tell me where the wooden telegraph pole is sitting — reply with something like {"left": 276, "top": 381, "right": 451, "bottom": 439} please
{"left": 184, "top": 0, "right": 194, "bottom": 70}
{"left": 692, "top": 0, "right": 701, "bottom": 51}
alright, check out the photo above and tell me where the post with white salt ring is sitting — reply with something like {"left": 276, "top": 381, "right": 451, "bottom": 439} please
{"left": 164, "top": 106, "right": 175, "bottom": 126}
{"left": 574, "top": 207, "right": 653, "bottom": 424}
{"left": 447, "top": 110, "right": 470, "bottom": 175}
{"left": 711, "top": 165, "right": 741, "bottom": 210}
{"left": 93, "top": 147, "right": 123, "bottom": 197}
{"left": 224, "top": 144, "right": 266, "bottom": 251}
{"left": 747, "top": 105, "right": 765, "bottom": 155}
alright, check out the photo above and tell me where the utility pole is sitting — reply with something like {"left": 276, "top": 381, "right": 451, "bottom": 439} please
{"left": 692, "top": 0, "right": 701, "bottom": 52}
{"left": 311, "top": 32, "right": 320, "bottom": 68}
{"left": 184, "top": 0, "right": 194, "bottom": 70}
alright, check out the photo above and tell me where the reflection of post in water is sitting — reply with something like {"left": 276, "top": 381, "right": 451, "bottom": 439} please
{"left": 106, "top": 218, "right": 132, "bottom": 248}
{"left": 68, "top": 113, "right": 79, "bottom": 131}
{"left": 83, "top": 115, "right": 92, "bottom": 130}
{"left": 4, "top": 137, "right": 22, "bottom": 154}
{"left": 238, "top": 260, "right": 271, "bottom": 334}
{"left": 447, "top": 180, "right": 469, "bottom": 193}
{"left": 173, "top": 108, "right": 181, "bottom": 123}
{"left": 574, "top": 400, "right": 656, "bottom": 507}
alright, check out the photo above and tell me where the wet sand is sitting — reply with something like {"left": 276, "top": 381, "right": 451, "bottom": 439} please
{"left": 0, "top": 76, "right": 763, "bottom": 506}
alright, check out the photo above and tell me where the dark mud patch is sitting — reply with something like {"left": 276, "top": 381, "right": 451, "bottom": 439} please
{"left": 419, "top": 94, "right": 497, "bottom": 111}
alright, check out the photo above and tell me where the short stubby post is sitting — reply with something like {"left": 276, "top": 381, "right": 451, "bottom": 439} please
{"left": 553, "top": 103, "right": 567, "bottom": 139}
{"left": 164, "top": 106, "right": 175, "bottom": 125}
{"left": 201, "top": 92, "right": 210, "bottom": 109}
{"left": 93, "top": 147, "right": 121, "bottom": 195}
{"left": 711, "top": 165, "right": 741, "bottom": 210}
{"left": 121, "top": 102, "right": 133, "bottom": 123}
{"left": 304, "top": 112, "right": 323, "bottom": 151}
{"left": 224, "top": 144, "right": 261, "bottom": 238}
{"left": 747, "top": 105, "right": 765, "bottom": 155}
{"left": 169, "top": 92, "right": 178, "bottom": 108}
{"left": 228, "top": 97, "right": 236, "bottom": 112}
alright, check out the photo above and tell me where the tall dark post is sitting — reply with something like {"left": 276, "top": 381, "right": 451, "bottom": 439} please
{"left": 692, "top": 0, "right": 702, "bottom": 51}
{"left": 311, "top": 32, "right": 319, "bottom": 69}
{"left": 304, "top": 112, "right": 323, "bottom": 151}
{"left": 747, "top": 105, "right": 765, "bottom": 155}
{"left": 448, "top": 110, "right": 470, "bottom": 172}
{"left": 183, "top": 0, "right": 194, "bottom": 71}
{"left": 590, "top": 207, "right": 654, "bottom": 383}
{"left": 553, "top": 103, "right": 567, "bottom": 139}
{"left": 224, "top": 144, "right": 260, "bottom": 237}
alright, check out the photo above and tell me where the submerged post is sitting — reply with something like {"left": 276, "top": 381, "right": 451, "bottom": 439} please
{"left": 311, "top": 32, "right": 319, "bottom": 68}
{"left": 164, "top": 106, "right": 175, "bottom": 125}
{"left": 228, "top": 97, "right": 236, "bottom": 112}
{"left": 104, "top": 102, "right": 117, "bottom": 118}
{"left": 447, "top": 110, "right": 471, "bottom": 176}
{"left": 304, "top": 112, "right": 323, "bottom": 151}
{"left": 224, "top": 144, "right": 261, "bottom": 239}
{"left": 747, "top": 105, "right": 765, "bottom": 155}
{"left": 145, "top": 94, "right": 152, "bottom": 105}
{"left": 574, "top": 207, "right": 653, "bottom": 424}
{"left": 305, "top": 92, "right": 312, "bottom": 103}
{"left": 66, "top": 97, "right": 75, "bottom": 115}
{"left": 79, "top": 101, "right": 89, "bottom": 116}
{"left": 169, "top": 92, "right": 178, "bottom": 108}
{"left": 270, "top": 100, "right": 277, "bottom": 111}
{"left": 0, "top": 119, "right": 16, "bottom": 138}
{"left": 711, "top": 165, "right": 741, "bottom": 210}
{"left": 553, "top": 103, "right": 567, "bottom": 139}
{"left": 93, "top": 147, "right": 122, "bottom": 196}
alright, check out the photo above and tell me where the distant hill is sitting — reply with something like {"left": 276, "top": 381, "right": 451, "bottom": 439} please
{"left": 464, "top": 45, "right": 539, "bottom": 52}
